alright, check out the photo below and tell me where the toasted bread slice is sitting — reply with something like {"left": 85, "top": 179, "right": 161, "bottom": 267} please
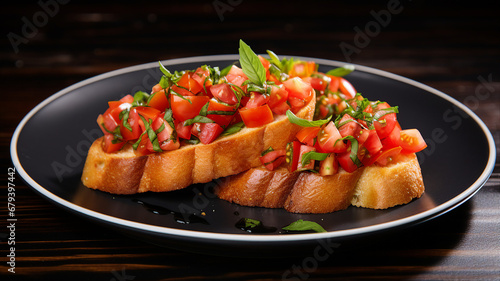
{"left": 215, "top": 153, "right": 424, "bottom": 213}
{"left": 81, "top": 91, "right": 316, "bottom": 194}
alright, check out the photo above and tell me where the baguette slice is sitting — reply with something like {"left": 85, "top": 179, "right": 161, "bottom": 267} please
{"left": 215, "top": 153, "right": 424, "bottom": 213}
{"left": 81, "top": 91, "right": 316, "bottom": 194}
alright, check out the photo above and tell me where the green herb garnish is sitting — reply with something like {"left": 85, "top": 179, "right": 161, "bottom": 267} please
{"left": 282, "top": 219, "right": 326, "bottom": 233}
{"left": 286, "top": 110, "right": 332, "bottom": 127}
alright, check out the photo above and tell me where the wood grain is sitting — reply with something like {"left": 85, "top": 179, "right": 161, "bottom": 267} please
{"left": 1, "top": 1, "right": 499, "bottom": 280}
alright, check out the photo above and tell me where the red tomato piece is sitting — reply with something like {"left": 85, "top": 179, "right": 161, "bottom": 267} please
{"left": 339, "top": 77, "right": 356, "bottom": 99}
{"left": 260, "top": 149, "right": 286, "bottom": 171}
{"left": 148, "top": 90, "right": 170, "bottom": 112}
{"left": 267, "top": 85, "right": 289, "bottom": 109}
{"left": 119, "top": 94, "right": 134, "bottom": 104}
{"left": 210, "top": 83, "right": 238, "bottom": 105}
{"left": 175, "top": 119, "right": 192, "bottom": 140}
{"left": 177, "top": 72, "right": 203, "bottom": 95}
{"left": 271, "top": 101, "right": 290, "bottom": 115}
{"left": 373, "top": 102, "right": 397, "bottom": 139}
{"left": 146, "top": 113, "right": 180, "bottom": 152}
{"left": 207, "top": 99, "right": 236, "bottom": 128}
{"left": 286, "top": 140, "right": 302, "bottom": 172}
{"left": 319, "top": 153, "right": 338, "bottom": 176}
{"left": 399, "top": 129, "right": 427, "bottom": 153}
{"left": 296, "top": 126, "right": 321, "bottom": 146}
{"left": 338, "top": 114, "right": 360, "bottom": 138}
{"left": 191, "top": 122, "right": 224, "bottom": 144}
{"left": 245, "top": 93, "right": 269, "bottom": 109}
{"left": 337, "top": 149, "right": 359, "bottom": 173}
{"left": 239, "top": 104, "right": 274, "bottom": 128}
{"left": 102, "top": 134, "right": 124, "bottom": 153}
{"left": 120, "top": 108, "right": 141, "bottom": 141}
{"left": 374, "top": 146, "right": 403, "bottom": 166}
{"left": 363, "top": 130, "right": 383, "bottom": 156}
{"left": 135, "top": 106, "right": 161, "bottom": 130}
{"left": 170, "top": 95, "right": 210, "bottom": 122}
{"left": 297, "top": 145, "right": 316, "bottom": 171}
{"left": 317, "top": 121, "right": 346, "bottom": 153}
{"left": 282, "top": 77, "right": 313, "bottom": 109}
{"left": 327, "top": 75, "right": 340, "bottom": 93}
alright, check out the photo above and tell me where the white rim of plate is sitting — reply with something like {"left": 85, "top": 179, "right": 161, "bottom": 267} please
{"left": 10, "top": 54, "right": 497, "bottom": 243}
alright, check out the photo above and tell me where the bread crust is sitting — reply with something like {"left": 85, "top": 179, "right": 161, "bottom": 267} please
{"left": 81, "top": 91, "right": 316, "bottom": 194}
{"left": 215, "top": 153, "right": 424, "bottom": 213}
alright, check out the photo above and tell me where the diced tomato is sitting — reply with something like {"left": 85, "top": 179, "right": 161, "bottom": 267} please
{"left": 210, "top": 83, "right": 238, "bottom": 105}
{"left": 151, "top": 83, "right": 163, "bottom": 94}
{"left": 271, "top": 101, "right": 290, "bottom": 115}
{"left": 304, "top": 76, "right": 327, "bottom": 92}
{"left": 120, "top": 108, "right": 141, "bottom": 141}
{"left": 327, "top": 75, "right": 340, "bottom": 93}
{"left": 267, "top": 85, "right": 289, "bottom": 109}
{"left": 171, "top": 85, "right": 194, "bottom": 97}
{"left": 338, "top": 114, "right": 360, "bottom": 138}
{"left": 339, "top": 77, "right": 356, "bottom": 99}
{"left": 135, "top": 106, "right": 161, "bottom": 130}
{"left": 297, "top": 145, "right": 316, "bottom": 171}
{"left": 373, "top": 102, "right": 397, "bottom": 139}
{"left": 119, "top": 94, "right": 134, "bottom": 104}
{"left": 175, "top": 119, "right": 192, "bottom": 140}
{"left": 148, "top": 90, "right": 170, "bottom": 112}
{"left": 296, "top": 126, "right": 320, "bottom": 146}
{"left": 227, "top": 65, "right": 248, "bottom": 80}
{"left": 317, "top": 121, "right": 346, "bottom": 153}
{"left": 170, "top": 95, "right": 210, "bottom": 122}
{"left": 282, "top": 77, "right": 313, "bottom": 109}
{"left": 399, "top": 129, "right": 427, "bottom": 153}
{"left": 381, "top": 121, "right": 402, "bottom": 150}
{"left": 374, "top": 146, "right": 403, "bottom": 166}
{"left": 286, "top": 140, "right": 302, "bottom": 172}
{"left": 258, "top": 55, "right": 270, "bottom": 71}
{"left": 192, "top": 67, "right": 212, "bottom": 93}
{"left": 245, "top": 93, "right": 269, "bottom": 109}
{"left": 363, "top": 130, "right": 383, "bottom": 155}
{"left": 206, "top": 99, "right": 236, "bottom": 128}
{"left": 225, "top": 73, "right": 248, "bottom": 88}
{"left": 337, "top": 149, "right": 359, "bottom": 173}
{"left": 239, "top": 104, "right": 274, "bottom": 128}
{"left": 319, "top": 153, "right": 338, "bottom": 176}
{"left": 177, "top": 72, "right": 203, "bottom": 95}
{"left": 101, "top": 111, "right": 119, "bottom": 133}
{"left": 102, "top": 134, "right": 124, "bottom": 153}
{"left": 146, "top": 113, "right": 180, "bottom": 152}
{"left": 260, "top": 149, "right": 286, "bottom": 171}
{"left": 133, "top": 134, "right": 153, "bottom": 156}
{"left": 191, "top": 122, "right": 224, "bottom": 144}
{"left": 289, "top": 61, "right": 316, "bottom": 78}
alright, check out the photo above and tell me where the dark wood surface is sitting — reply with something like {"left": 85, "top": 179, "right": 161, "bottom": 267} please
{"left": 2, "top": 1, "right": 499, "bottom": 280}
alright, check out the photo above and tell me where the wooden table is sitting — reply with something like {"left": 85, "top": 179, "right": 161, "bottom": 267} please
{"left": 2, "top": 1, "right": 499, "bottom": 280}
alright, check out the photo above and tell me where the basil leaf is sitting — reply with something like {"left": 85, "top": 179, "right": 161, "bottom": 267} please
{"left": 286, "top": 110, "right": 332, "bottom": 127}
{"left": 158, "top": 61, "right": 172, "bottom": 77}
{"left": 325, "top": 65, "right": 355, "bottom": 77}
{"left": 206, "top": 110, "right": 237, "bottom": 116}
{"left": 220, "top": 63, "right": 235, "bottom": 77}
{"left": 301, "top": 151, "right": 329, "bottom": 167}
{"left": 132, "top": 130, "right": 147, "bottom": 150}
{"left": 239, "top": 39, "right": 266, "bottom": 86}
{"left": 335, "top": 136, "right": 362, "bottom": 167}
{"left": 119, "top": 109, "right": 133, "bottom": 132}
{"left": 373, "top": 106, "right": 399, "bottom": 120}
{"left": 198, "top": 102, "right": 209, "bottom": 117}
{"left": 266, "top": 49, "right": 282, "bottom": 69}
{"left": 221, "top": 122, "right": 244, "bottom": 136}
{"left": 282, "top": 219, "right": 326, "bottom": 233}
{"left": 159, "top": 75, "right": 170, "bottom": 89}
{"left": 138, "top": 115, "right": 162, "bottom": 152}
{"left": 132, "top": 91, "right": 150, "bottom": 107}
{"left": 183, "top": 115, "right": 214, "bottom": 126}
{"left": 170, "top": 88, "right": 192, "bottom": 104}
{"left": 242, "top": 218, "right": 261, "bottom": 229}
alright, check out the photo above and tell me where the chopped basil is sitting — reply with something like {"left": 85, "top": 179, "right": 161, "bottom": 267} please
{"left": 132, "top": 91, "right": 150, "bottom": 107}
{"left": 170, "top": 88, "right": 192, "bottom": 104}
{"left": 119, "top": 109, "right": 133, "bottom": 132}
{"left": 325, "top": 65, "right": 355, "bottom": 77}
{"left": 335, "top": 136, "right": 362, "bottom": 167}
{"left": 183, "top": 115, "right": 214, "bottom": 126}
{"left": 301, "top": 151, "right": 329, "bottom": 167}
{"left": 138, "top": 115, "right": 162, "bottom": 152}
{"left": 221, "top": 122, "right": 244, "bottom": 136}
{"left": 266, "top": 49, "right": 282, "bottom": 69}
{"left": 239, "top": 40, "right": 266, "bottom": 86}
{"left": 373, "top": 106, "right": 399, "bottom": 120}
{"left": 242, "top": 218, "right": 261, "bottom": 229}
{"left": 282, "top": 219, "right": 326, "bottom": 233}
{"left": 286, "top": 110, "right": 332, "bottom": 127}
{"left": 158, "top": 61, "right": 172, "bottom": 77}
{"left": 261, "top": 146, "right": 274, "bottom": 156}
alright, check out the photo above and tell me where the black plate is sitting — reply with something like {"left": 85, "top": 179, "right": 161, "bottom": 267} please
{"left": 11, "top": 55, "right": 496, "bottom": 256}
